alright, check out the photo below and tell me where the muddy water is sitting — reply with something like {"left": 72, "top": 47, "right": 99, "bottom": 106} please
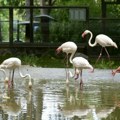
{"left": 0, "top": 67, "right": 120, "bottom": 120}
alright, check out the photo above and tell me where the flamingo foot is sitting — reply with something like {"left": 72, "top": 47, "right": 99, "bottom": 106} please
{"left": 90, "top": 68, "right": 94, "bottom": 73}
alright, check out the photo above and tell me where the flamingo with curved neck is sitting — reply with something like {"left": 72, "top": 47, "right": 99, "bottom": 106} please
{"left": 56, "top": 41, "right": 77, "bottom": 83}
{"left": 82, "top": 30, "right": 118, "bottom": 62}
{"left": 0, "top": 57, "right": 32, "bottom": 88}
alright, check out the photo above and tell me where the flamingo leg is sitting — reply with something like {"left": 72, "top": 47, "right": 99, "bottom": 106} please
{"left": 96, "top": 47, "right": 103, "bottom": 63}
{"left": 104, "top": 47, "right": 110, "bottom": 60}
{"left": 64, "top": 53, "right": 70, "bottom": 83}
{"left": 9, "top": 70, "right": 12, "bottom": 80}
{"left": 8, "top": 70, "right": 12, "bottom": 88}
{"left": 74, "top": 68, "right": 79, "bottom": 80}
{"left": 80, "top": 70, "right": 83, "bottom": 90}
{"left": 11, "top": 69, "right": 15, "bottom": 86}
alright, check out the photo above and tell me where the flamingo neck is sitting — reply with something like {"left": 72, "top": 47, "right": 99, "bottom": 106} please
{"left": 88, "top": 31, "right": 97, "bottom": 47}
{"left": 0, "top": 69, "right": 7, "bottom": 80}
{"left": 69, "top": 51, "right": 76, "bottom": 64}
{"left": 18, "top": 68, "right": 32, "bottom": 87}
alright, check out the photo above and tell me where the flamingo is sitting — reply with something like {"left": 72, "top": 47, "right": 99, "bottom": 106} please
{"left": 0, "top": 57, "right": 32, "bottom": 88}
{"left": 56, "top": 41, "right": 77, "bottom": 83}
{"left": 112, "top": 66, "right": 120, "bottom": 76}
{"left": 71, "top": 57, "right": 93, "bottom": 89}
{"left": 82, "top": 30, "right": 118, "bottom": 63}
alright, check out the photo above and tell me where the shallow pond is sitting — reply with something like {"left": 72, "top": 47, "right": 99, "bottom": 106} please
{"left": 0, "top": 68, "right": 120, "bottom": 120}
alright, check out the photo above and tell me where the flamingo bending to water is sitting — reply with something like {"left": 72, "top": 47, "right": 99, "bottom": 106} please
{"left": 70, "top": 57, "right": 93, "bottom": 88}
{"left": 56, "top": 41, "right": 77, "bottom": 83}
{"left": 82, "top": 30, "right": 118, "bottom": 62}
{"left": 0, "top": 57, "right": 32, "bottom": 88}
{"left": 112, "top": 66, "right": 120, "bottom": 76}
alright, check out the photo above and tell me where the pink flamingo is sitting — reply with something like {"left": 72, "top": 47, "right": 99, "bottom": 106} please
{"left": 56, "top": 41, "right": 77, "bottom": 83}
{"left": 70, "top": 57, "right": 93, "bottom": 89}
{"left": 82, "top": 30, "right": 118, "bottom": 63}
{"left": 112, "top": 66, "right": 120, "bottom": 76}
{"left": 0, "top": 57, "right": 32, "bottom": 88}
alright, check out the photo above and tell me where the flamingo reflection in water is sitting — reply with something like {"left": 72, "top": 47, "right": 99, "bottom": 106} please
{"left": 60, "top": 84, "right": 116, "bottom": 119}
{"left": 0, "top": 88, "right": 22, "bottom": 119}
{"left": 0, "top": 57, "right": 32, "bottom": 88}
{"left": 60, "top": 84, "right": 91, "bottom": 119}
{"left": 0, "top": 84, "right": 34, "bottom": 120}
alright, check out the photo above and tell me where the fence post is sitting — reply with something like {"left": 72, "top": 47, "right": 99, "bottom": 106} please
{"left": 9, "top": 7, "right": 13, "bottom": 45}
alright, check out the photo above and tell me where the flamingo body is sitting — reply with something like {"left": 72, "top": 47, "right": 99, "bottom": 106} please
{"left": 0, "top": 57, "right": 21, "bottom": 69}
{"left": 56, "top": 41, "right": 77, "bottom": 55}
{"left": 72, "top": 57, "right": 93, "bottom": 70}
{"left": 95, "top": 34, "right": 117, "bottom": 48}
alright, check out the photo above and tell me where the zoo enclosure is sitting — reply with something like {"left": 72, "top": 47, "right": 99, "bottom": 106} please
{"left": 0, "top": 3, "right": 119, "bottom": 56}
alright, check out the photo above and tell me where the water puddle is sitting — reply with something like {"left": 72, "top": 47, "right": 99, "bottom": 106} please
{"left": 0, "top": 74, "right": 120, "bottom": 120}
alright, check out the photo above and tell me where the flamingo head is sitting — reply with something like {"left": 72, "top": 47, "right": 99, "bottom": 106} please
{"left": 112, "top": 70, "right": 116, "bottom": 76}
{"left": 82, "top": 30, "right": 89, "bottom": 38}
{"left": 88, "top": 65, "right": 94, "bottom": 73}
{"left": 56, "top": 47, "right": 62, "bottom": 54}
{"left": 113, "top": 42, "right": 118, "bottom": 49}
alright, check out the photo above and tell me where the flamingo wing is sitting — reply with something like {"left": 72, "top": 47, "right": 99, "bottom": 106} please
{"left": 72, "top": 57, "right": 91, "bottom": 69}
{"left": 96, "top": 34, "right": 117, "bottom": 47}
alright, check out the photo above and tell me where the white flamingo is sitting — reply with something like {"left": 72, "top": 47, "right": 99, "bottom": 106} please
{"left": 82, "top": 30, "right": 118, "bottom": 62}
{"left": 71, "top": 57, "right": 93, "bottom": 89}
{"left": 56, "top": 41, "right": 77, "bottom": 83}
{"left": 0, "top": 57, "right": 32, "bottom": 88}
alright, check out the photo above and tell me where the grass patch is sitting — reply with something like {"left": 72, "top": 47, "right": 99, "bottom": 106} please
{"left": 90, "top": 58, "right": 119, "bottom": 69}
{"left": 0, "top": 53, "right": 119, "bottom": 69}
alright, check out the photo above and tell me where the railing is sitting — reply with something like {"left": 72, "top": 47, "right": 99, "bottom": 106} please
{"left": 0, "top": 6, "right": 88, "bottom": 45}
{"left": 0, "top": 6, "right": 119, "bottom": 56}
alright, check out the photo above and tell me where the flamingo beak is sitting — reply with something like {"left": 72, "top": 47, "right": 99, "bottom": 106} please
{"left": 90, "top": 68, "right": 94, "bottom": 73}
{"left": 82, "top": 32, "right": 85, "bottom": 38}
{"left": 112, "top": 70, "right": 115, "bottom": 76}
{"left": 56, "top": 48, "right": 61, "bottom": 54}
{"left": 75, "top": 73, "right": 79, "bottom": 80}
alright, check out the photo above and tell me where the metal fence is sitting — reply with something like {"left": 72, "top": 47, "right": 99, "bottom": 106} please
{"left": 0, "top": 6, "right": 119, "bottom": 55}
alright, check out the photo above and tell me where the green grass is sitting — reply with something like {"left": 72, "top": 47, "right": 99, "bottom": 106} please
{"left": 20, "top": 55, "right": 120, "bottom": 69}
{"left": 0, "top": 53, "right": 119, "bottom": 69}
{"left": 90, "top": 58, "right": 119, "bottom": 69}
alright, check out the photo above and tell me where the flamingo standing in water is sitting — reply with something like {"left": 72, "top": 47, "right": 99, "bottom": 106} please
{"left": 82, "top": 30, "right": 118, "bottom": 63}
{"left": 112, "top": 66, "right": 120, "bottom": 76}
{"left": 71, "top": 57, "right": 93, "bottom": 89}
{"left": 0, "top": 57, "right": 32, "bottom": 88}
{"left": 56, "top": 41, "right": 77, "bottom": 83}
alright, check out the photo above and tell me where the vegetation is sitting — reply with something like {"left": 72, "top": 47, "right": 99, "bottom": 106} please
{"left": 17, "top": 55, "right": 120, "bottom": 69}
{"left": 0, "top": 51, "right": 119, "bottom": 69}
{"left": 0, "top": 0, "right": 119, "bottom": 65}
